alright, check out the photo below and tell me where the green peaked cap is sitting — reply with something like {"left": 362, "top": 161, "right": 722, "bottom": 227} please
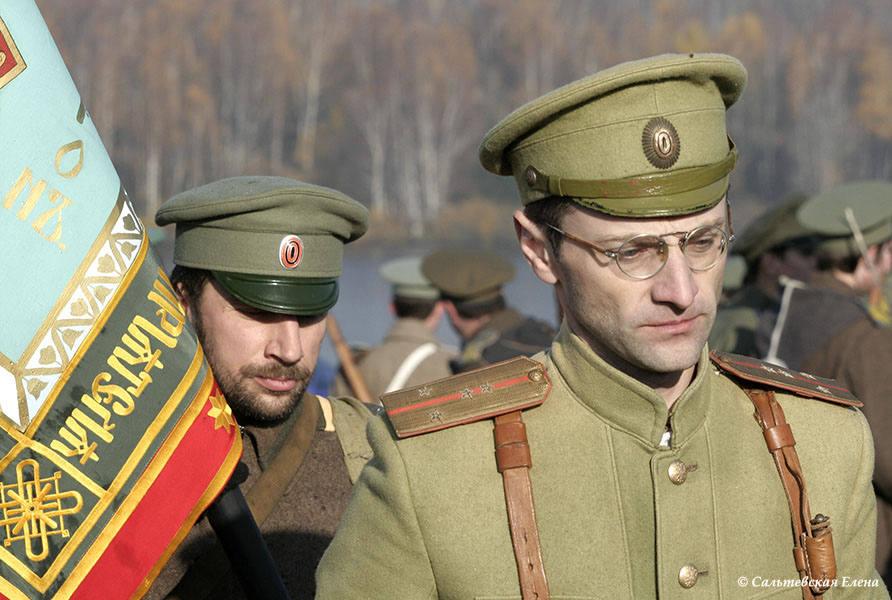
{"left": 731, "top": 194, "right": 815, "bottom": 263}
{"left": 379, "top": 257, "right": 439, "bottom": 301}
{"left": 797, "top": 180, "right": 892, "bottom": 256}
{"left": 479, "top": 53, "right": 747, "bottom": 217}
{"left": 422, "top": 247, "right": 514, "bottom": 304}
{"left": 155, "top": 176, "right": 369, "bottom": 315}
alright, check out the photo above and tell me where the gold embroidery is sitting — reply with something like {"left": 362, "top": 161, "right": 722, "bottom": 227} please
{"left": 1, "top": 195, "right": 146, "bottom": 432}
{"left": 47, "top": 269, "right": 186, "bottom": 464}
{"left": 0, "top": 459, "right": 83, "bottom": 562}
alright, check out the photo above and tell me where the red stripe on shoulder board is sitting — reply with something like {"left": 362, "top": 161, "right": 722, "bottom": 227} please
{"left": 722, "top": 357, "right": 852, "bottom": 394}
{"left": 386, "top": 375, "right": 530, "bottom": 417}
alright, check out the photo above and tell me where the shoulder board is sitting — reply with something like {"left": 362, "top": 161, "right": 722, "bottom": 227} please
{"left": 710, "top": 351, "right": 861, "bottom": 408}
{"left": 381, "top": 356, "right": 550, "bottom": 438}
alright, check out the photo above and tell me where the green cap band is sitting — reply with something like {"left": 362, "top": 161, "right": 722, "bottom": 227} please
{"left": 523, "top": 140, "right": 737, "bottom": 217}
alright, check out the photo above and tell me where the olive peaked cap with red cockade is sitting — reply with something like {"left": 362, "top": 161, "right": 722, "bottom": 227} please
{"left": 155, "top": 176, "right": 368, "bottom": 316}
{"left": 479, "top": 53, "right": 747, "bottom": 218}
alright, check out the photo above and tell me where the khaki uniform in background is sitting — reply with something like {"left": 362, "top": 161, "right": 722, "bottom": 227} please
{"left": 422, "top": 247, "right": 554, "bottom": 374}
{"left": 331, "top": 256, "right": 455, "bottom": 400}
{"left": 330, "top": 318, "right": 455, "bottom": 398}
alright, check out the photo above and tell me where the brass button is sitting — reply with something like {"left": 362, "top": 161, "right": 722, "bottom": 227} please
{"left": 668, "top": 460, "right": 688, "bottom": 485}
{"left": 528, "top": 369, "right": 544, "bottom": 382}
{"left": 678, "top": 563, "right": 700, "bottom": 588}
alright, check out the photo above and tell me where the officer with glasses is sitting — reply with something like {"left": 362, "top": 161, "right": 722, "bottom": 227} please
{"left": 316, "top": 54, "right": 886, "bottom": 599}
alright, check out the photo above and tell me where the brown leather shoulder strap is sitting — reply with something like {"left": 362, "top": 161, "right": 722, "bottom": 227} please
{"left": 245, "top": 394, "right": 320, "bottom": 524}
{"left": 166, "top": 395, "right": 321, "bottom": 599}
{"left": 494, "top": 411, "right": 549, "bottom": 600}
{"left": 744, "top": 388, "right": 836, "bottom": 599}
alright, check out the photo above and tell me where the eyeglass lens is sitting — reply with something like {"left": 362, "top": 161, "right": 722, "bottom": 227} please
{"left": 616, "top": 226, "right": 726, "bottom": 278}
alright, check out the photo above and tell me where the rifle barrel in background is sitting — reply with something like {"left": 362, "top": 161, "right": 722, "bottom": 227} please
{"left": 326, "top": 314, "right": 376, "bottom": 405}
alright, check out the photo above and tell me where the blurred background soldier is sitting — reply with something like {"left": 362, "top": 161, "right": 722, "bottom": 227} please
{"left": 330, "top": 256, "right": 456, "bottom": 399}
{"left": 422, "top": 247, "right": 555, "bottom": 373}
{"left": 709, "top": 193, "right": 818, "bottom": 356}
{"left": 759, "top": 180, "right": 892, "bottom": 587}
{"left": 148, "top": 176, "right": 373, "bottom": 600}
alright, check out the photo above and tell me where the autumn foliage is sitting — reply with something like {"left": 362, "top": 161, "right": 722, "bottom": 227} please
{"left": 38, "top": 0, "right": 892, "bottom": 239}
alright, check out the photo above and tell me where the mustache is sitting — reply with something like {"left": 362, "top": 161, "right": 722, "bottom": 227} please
{"left": 240, "top": 362, "right": 312, "bottom": 383}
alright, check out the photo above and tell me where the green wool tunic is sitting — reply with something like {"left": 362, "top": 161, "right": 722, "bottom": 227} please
{"left": 315, "top": 324, "right": 887, "bottom": 599}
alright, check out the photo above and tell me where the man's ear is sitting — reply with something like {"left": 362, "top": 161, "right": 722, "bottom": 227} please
{"left": 442, "top": 299, "right": 460, "bottom": 323}
{"left": 514, "top": 209, "right": 558, "bottom": 285}
{"left": 174, "top": 281, "right": 195, "bottom": 321}
{"left": 424, "top": 301, "right": 446, "bottom": 331}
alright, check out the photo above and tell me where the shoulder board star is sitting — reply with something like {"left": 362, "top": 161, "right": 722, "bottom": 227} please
{"left": 207, "top": 388, "right": 237, "bottom": 433}
{"left": 710, "top": 351, "right": 861, "bottom": 408}
{"left": 381, "top": 356, "right": 550, "bottom": 438}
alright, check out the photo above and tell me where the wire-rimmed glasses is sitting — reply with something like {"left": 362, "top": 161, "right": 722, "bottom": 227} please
{"left": 544, "top": 223, "right": 733, "bottom": 280}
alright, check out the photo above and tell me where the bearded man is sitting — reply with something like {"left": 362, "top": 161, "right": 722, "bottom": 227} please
{"left": 146, "top": 176, "right": 373, "bottom": 600}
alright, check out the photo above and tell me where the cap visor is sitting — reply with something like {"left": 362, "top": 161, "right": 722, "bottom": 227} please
{"left": 212, "top": 271, "right": 339, "bottom": 316}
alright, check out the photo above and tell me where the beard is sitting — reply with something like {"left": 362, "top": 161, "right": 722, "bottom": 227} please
{"left": 194, "top": 311, "right": 312, "bottom": 423}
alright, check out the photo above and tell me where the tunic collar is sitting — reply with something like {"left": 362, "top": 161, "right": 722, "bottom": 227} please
{"left": 546, "top": 321, "right": 712, "bottom": 449}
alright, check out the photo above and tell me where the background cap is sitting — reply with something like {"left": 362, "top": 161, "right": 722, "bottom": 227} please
{"left": 379, "top": 257, "right": 439, "bottom": 301}
{"left": 155, "top": 175, "right": 369, "bottom": 315}
{"left": 732, "top": 194, "right": 815, "bottom": 263}
{"left": 797, "top": 180, "right": 892, "bottom": 256}
{"left": 479, "top": 53, "right": 746, "bottom": 217}
{"left": 421, "top": 247, "right": 514, "bottom": 303}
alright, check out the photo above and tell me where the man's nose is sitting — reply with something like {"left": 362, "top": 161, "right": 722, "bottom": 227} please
{"left": 265, "top": 317, "right": 304, "bottom": 364}
{"left": 650, "top": 244, "right": 697, "bottom": 309}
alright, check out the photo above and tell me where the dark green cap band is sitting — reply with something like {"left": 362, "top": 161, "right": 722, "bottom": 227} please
{"left": 212, "top": 270, "right": 339, "bottom": 316}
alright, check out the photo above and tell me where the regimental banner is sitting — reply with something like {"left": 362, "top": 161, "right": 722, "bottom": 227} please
{"left": 0, "top": 3, "right": 241, "bottom": 599}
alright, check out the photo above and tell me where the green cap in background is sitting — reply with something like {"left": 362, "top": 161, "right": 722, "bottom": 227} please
{"left": 479, "top": 53, "right": 746, "bottom": 217}
{"left": 422, "top": 248, "right": 514, "bottom": 305}
{"left": 380, "top": 257, "right": 439, "bottom": 301}
{"left": 732, "top": 194, "right": 815, "bottom": 263}
{"left": 797, "top": 180, "right": 892, "bottom": 256}
{"left": 155, "top": 176, "right": 369, "bottom": 315}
